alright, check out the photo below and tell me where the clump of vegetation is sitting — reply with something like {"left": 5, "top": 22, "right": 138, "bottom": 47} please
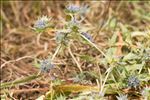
{"left": 32, "top": 4, "right": 150, "bottom": 100}
{"left": 1, "top": 1, "right": 150, "bottom": 100}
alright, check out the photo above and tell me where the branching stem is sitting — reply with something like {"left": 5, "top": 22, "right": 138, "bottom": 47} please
{"left": 68, "top": 45, "right": 83, "bottom": 73}
{"left": 80, "top": 33, "right": 107, "bottom": 58}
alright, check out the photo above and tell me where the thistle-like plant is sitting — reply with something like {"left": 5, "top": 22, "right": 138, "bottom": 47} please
{"left": 31, "top": 3, "right": 150, "bottom": 100}
{"left": 33, "top": 16, "right": 51, "bottom": 32}
{"left": 33, "top": 4, "right": 107, "bottom": 73}
{"left": 127, "top": 75, "right": 140, "bottom": 88}
{"left": 39, "top": 59, "right": 54, "bottom": 73}
{"left": 66, "top": 4, "right": 80, "bottom": 14}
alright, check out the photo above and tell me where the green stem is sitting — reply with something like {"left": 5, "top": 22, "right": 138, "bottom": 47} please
{"left": 68, "top": 44, "right": 83, "bottom": 73}
{"left": 51, "top": 44, "right": 61, "bottom": 61}
{"left": 1, "top": 75, "right": 41, "bottom": 89}
{"left": 100, "top": 67, "right": 113, "bottom": 94}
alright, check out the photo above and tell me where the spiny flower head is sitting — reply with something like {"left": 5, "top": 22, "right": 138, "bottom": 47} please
{"left": 34, "top": 16, "right": 51, "bottom": 31}
{"left": 55, "top": 32, "right": 65, "bottom": 44}
{"left": 55, "top": 31, "right": 69, "bottom": 45}
{"left": 66, "top": 4, "right": 80, "bottom": 13}
{"left": 56, "top": 32, "right": 63, "bottom": 43}
{"left": 66, "top": 4, "right": 89, "bottom": 14}
{"left": 79, "top": 5, "right": 89, "bottom": 15}
{"left": 116, "top": 94, "right": 128, "bottom": 100}
{"left": 127, "top": 76, "right": 140, "bottom": 88}
{"left": 68, "top": 17, "right": 80, "bottom": 30}
{"left": 40, "top": 59, "right": 54, "bottom": 73}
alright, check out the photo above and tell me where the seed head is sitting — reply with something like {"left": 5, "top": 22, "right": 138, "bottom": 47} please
{"left": 34, "top": 16, "right": 51, "bottom": 30}
{"left": 116, "top": 94, "right": 128, "bottom": 100}
{"left": 40, "top": 59, "right": 54, "bottom": 73}
{"left": 127, "top": 76, "right": 140, "bottom": 88}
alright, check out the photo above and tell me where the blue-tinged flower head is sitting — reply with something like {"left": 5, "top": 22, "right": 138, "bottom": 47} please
{"left": 81, "top": 32, "right": 93, "bottom": 42}
{"left": 79, "top": 5, "right": 89, "bottom": 15}
{"left": 127, "top": 76, "right": 140, "bottom": 88}
{"left": 34, "top": 16, "right": 51, "bottom": 30}
{"left": 116, "top": 94, "right": 128, "bottom": 100}
{"left": 55, "top": 31, "right": 70, "bottom": 45}
{"left": 68, "top": 17, "right": 80, "bottom": 29}
{"left": 66, "top": 4, "right": 89, "bottom": 14}
{"left": 55, "top": 32, "right": 65, "bottom": 44}
{"left": 66, "top": 4, "right": 80, "bottom": 13}
{"left": 40, "top": 59, "right": 54, "bottom": 73}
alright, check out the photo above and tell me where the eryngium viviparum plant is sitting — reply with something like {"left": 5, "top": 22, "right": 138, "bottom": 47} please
{"left": 32, "top": 3, "right": 150, "bottom": 99}
{"left": 33, "top": 4, "right": 106, "bottom": 73}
